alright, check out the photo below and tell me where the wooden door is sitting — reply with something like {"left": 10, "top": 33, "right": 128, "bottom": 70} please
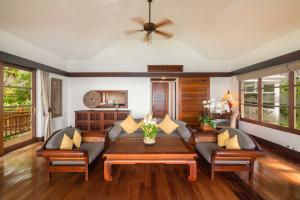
{"left": 152, "top": 82, "right": 169, "bottom": 118}
{"left": 178, "top": 78, "right": 209, "bottom": 126}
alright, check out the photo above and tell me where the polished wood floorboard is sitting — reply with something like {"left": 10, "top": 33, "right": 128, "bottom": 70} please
{"left": 0, "top": 143, "right": 299, "bottom": 200}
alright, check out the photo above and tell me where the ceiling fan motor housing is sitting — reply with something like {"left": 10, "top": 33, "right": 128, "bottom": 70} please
{"left": 144, "top": 23, "right": 157, "bottom": 32}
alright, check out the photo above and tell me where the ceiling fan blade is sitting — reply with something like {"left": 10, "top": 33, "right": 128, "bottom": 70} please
{"left": 154, "top": 30, "right": 174, "bottom": 38}
{"left": 132, "top": 16, "right": 146, "bottom": 26}
{"left": 155, "top": 18, "right": 174, "bottom": 28}
{"left": 143, "top": 32, "right": 151, "bottom": 43}
{"left": 124, "top": 30, "right": 144, "bottom": 35}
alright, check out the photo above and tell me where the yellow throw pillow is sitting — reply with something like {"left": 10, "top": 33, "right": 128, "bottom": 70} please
{"left": 60, "top": 134, "right": 73, "bottom": 150}
{"left": 217, "top": 130, "right": 230, "bottom": 147}
{"left": 225, "top": 135, "right": 241, "bottom": 150}
{"left": 73, "top": 129, "right": 82, "bottom": 148}
{"left": 159, "top": 115, "right": 179, "bottom": 134}
{"left": 120, "top": 115, "right": 139, "bottom": 134}
{"left": 138, "top": 119, "right": 144, "bottom": 128}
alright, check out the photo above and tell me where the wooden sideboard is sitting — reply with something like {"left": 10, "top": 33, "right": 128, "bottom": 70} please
{"left": 75, "top": 110, "right": 130, "bottom": 132}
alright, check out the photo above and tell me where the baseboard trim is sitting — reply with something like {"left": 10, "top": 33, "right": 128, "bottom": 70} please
{"left": 4, "top": 137, "right": 43, "bottom": 154}
{"left": 252, "top": 135, "right": 300, "bottom": 164}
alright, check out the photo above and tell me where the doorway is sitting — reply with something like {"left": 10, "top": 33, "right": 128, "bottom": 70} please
{"left": 151, "top": 79, "right": 177, "bottom": 119}
{"left": 0, "top": 63, "right": 36, "bottom": 154}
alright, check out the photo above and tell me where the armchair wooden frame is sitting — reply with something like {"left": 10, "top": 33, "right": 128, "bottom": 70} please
{"left": 37, "top": 131, "right": 106, "bottom": 181}
{"left": 192, "top": 130, "right": 265, "bottom": 182}
{"left": 211, "top": 134, "right": 264, "bottom": 182}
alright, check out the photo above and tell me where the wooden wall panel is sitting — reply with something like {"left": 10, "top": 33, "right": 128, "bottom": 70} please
{"left": 178, "top": 78, "right": 209, "bottom": 126}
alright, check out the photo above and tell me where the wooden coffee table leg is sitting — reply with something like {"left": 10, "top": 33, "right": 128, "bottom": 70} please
{"left": 188, "top": 160, "right": 197, "bottom": 181}
{"left": 104, "top": 160, "right": 112, "bottom": 181}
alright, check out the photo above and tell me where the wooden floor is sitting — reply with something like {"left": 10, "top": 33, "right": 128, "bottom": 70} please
{"left": 0, "top": 143, "right": 299, "bottom": 200}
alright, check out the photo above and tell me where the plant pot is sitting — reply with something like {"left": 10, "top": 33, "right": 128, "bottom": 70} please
{"left": 200, "top": 123, "right": 214, "bottom": 131}
{"left": 143, "top": 137, "right": 156, "bottom": 145}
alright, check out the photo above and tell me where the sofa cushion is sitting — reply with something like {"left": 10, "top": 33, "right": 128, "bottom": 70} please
{"left": 120, "top": 115, "right": 140, "bottom": 134}
{"left": 46, "top": 127, "right": 77, "bottom": 149}
{"left": 196, "top": 142, "right": 219, "bottom": 163}
{"left": 51, "top": 142, "right": 104, "bottom": 165}
{"left": 225, "top": 135, "right": 241, "bottom": 150}
{"left": 159, "top": 115, "right": 179, "bottom": 134}
{"left": 60, "top": 134, "right": 73, "bottom": 150}
{"left": 223, "top": 128, "right": 256, "bottom": 150}
{"left": 176, "top": 125, "right": 191, "bottom": 142}
{"left": 217, "top": 130, "right": 230, "bottom": 147}
{"left": 108, "top": 124, "right": 123, "bottom": 142}
{"left": 73, "top": 129, "right": 82, "bottom": 148}
{"left": 196, "top": 142, "right": 249, "bottom": 165}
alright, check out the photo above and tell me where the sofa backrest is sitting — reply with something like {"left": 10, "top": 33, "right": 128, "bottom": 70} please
{"left": 45, "top": 127, "right": 78, "bottom": 149}
{"left": 109, "top": 119, "right": 190, "bottom": 142}
{"left": 220, "top": 128, "right": 256, "bottom": 150}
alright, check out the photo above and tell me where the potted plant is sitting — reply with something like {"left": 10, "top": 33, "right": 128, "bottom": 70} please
{"left": 141, "top": 114, "right": 158, "bottom": 145}
{"left": 198, "top": 115, "right": 216, "bottom": 130}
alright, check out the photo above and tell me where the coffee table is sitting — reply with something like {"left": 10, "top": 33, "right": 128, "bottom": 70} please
{"left": 103, "top": 137, "right": 197, "bottom": 181}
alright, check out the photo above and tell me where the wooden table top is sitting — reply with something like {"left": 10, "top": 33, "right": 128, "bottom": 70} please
{"left": 104, "top": 138, "right": 195, "bottom": 155}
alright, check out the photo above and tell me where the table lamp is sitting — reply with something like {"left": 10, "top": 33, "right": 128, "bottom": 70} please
{"left": 222, "top": 90, "right": 234, "bottom": 112}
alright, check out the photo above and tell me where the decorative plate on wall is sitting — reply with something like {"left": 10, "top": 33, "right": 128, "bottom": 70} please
{"left": 83, "top": 91, "right": 101, "bottom": 109}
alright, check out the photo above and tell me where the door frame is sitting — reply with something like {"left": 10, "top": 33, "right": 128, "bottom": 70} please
{"left": 0, "top": 62, "right": 36, "bottom": 155}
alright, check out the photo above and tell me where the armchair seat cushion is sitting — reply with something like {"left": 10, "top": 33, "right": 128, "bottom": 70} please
{"left": 196, "top": 142, "right": 249, "bottom": 165}
{"left": 51, "top": 142, "right": 104, "bottom": 165}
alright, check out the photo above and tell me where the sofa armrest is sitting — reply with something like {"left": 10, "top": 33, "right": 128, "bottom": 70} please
{"left": 37, "top": 149, "right": 88, "bottom": 158}
{"left": 213, "top": 149, "right": 265, "bottom": 158}
{"left": 81, "top": 132, "right": 107, "bottom": 143}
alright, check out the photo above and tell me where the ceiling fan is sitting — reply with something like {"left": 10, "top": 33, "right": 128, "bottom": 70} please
{"left": 124, "top": 0, "right": 174, "bottom": 43}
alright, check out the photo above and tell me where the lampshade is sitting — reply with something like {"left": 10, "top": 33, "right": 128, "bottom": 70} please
{"left": 222, "top": 90, "right": 234, "bottom": 102}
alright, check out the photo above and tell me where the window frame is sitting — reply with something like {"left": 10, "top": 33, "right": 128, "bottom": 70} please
{"left": 239, "top": 71, "right": 300, "bottom": 135}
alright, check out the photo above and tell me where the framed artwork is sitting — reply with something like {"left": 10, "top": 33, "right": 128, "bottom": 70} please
{"left": 51, "top": 78, "right": 62, "bottom": 118}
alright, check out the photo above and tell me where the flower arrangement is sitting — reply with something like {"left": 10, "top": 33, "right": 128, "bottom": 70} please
{"left": 199, "top": 99, "right": 230, "bottom": 130}
{"left": 141, "top": 113, "right": 158, "bottom": 145}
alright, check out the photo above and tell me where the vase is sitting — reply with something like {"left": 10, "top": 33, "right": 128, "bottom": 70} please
{"left": 143, "top": 137, "right": 156, "bottom": 145}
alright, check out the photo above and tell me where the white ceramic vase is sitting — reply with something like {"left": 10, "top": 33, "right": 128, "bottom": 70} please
{"left": 143, "top": 137, "right": 156, "bottom": 145}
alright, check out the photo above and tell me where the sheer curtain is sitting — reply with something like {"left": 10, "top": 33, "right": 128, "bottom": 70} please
{"left": 41, "top": 71, "right": 52, "bottom": 139}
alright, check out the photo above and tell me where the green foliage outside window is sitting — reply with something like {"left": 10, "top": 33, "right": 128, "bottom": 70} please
{"left": 3, "top": 67, "right": 32, "bottom": 108}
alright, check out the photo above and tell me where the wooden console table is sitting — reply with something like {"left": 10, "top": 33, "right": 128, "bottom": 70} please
{"left": 75, "top": 110, "right": 130, "bottom": 132}
{"left": 103, "top": 138, "right": 198, "bottom": 181}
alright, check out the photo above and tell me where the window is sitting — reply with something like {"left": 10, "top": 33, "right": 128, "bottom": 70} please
{"left": 241, "top": 79, "right": 258, "bottom": 120}
{"left": 261, "top": 73, "right": 288, "bottom": 127}
{"left": 294, "top": 70, "right": 300, "bottom": 129}
{"left": 238, "top": 61, "right": 300, "bottom": 135}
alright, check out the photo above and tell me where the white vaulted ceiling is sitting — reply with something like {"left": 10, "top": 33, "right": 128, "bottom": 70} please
{"left": 0, "top": 0, "right": 300, "bottom": 71}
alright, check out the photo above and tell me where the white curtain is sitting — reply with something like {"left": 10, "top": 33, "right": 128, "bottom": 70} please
{"left": 41, "top": 71, "right": 52, "bottom": 139}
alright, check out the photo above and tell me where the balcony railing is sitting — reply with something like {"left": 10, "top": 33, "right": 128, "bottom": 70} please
{"left": 3, "top": 111, "right": 31, "bottom": 140}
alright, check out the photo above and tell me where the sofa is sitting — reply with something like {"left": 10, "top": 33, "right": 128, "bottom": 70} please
{"left": 108, "top": 118, "right": 191, "bottom": 142}
{"left": 195, "top": 128, "right": 264, "bottom": 182}
{"left": 37, "top": 127, "right": 105, "bottom": 181}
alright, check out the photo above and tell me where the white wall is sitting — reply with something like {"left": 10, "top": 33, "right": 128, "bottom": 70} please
{"left": 35, "top": 70, "right": 69, "bottom": 137}
{"left": 67, "top": 77, "right": 151, "bottom": 126}
{"left": 210, "top": 77, "right": 239, "bottom": 111}
{"left": 239, "top": 121, "right": 300, "bottom": 152}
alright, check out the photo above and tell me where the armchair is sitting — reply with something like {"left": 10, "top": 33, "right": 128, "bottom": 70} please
{"left": 195, "top": 128, "right": 264, "bottom": 182}
{"left": 37, "top": 127, "right": 106, "bottom": 181}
